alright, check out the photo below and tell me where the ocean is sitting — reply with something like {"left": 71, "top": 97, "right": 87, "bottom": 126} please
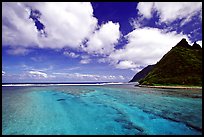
{"left": 2, "top": 83, "right": 202, "bottom": 135}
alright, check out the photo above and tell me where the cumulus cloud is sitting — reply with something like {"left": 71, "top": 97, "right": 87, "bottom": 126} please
{"left": 137, "top": 2, "right": 202, "bottom": 24}
{"left": 84, "top": 21, "right": 121, "bottom": 55}
{"left": 2, "top": 2, "right": 97, "bottom": 49}
{"left": 197, "top": 40, "right": 202, "bottom": 47}
{"left": 137, "top": 2, "right": 154, "bottom": 19}
{"left": 63, "top": 51, "right": 79, "bottom": 58}
{"left": 2, "top": 2, "right": 122, "bottom": 58}
{"left": 28, "top": 71, "right": 48, "bottom": 78}
{"left": 3, "top": 2, "right": 200, "bottom": 78}
{"left": 108, "top": 27, "right": 189, "bottom": 70}
{"left": 2, "top": 2, "right": 39, "bottom": 47}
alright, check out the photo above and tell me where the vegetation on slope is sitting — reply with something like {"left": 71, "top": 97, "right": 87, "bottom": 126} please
{"left": 139, "top": 39, "right": 202, "bottom": 86}
{"left": 129, "top": 65, "right": 155, "bottom": 82}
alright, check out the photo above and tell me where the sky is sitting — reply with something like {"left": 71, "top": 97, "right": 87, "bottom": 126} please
{"left": 2, "top": 2, "right": 202, "bottom": 83}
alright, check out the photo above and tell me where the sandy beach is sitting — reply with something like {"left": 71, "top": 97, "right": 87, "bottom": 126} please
{"left": 136, "top": 84, "right": 202, "bottom": 99}
{"left": 138, "top": 85, "right": 202, "bottom": 90}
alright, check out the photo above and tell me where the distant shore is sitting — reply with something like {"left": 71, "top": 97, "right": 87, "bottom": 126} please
{"left": 1, "top": 82, "right": 126, "bottom": 87}
{"left": 138, "top": 85, "right": 202, "bottom": 90}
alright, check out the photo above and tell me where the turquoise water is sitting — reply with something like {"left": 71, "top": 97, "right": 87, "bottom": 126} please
{"left": 2, "top": 85, "right": 202, "bottom": 135}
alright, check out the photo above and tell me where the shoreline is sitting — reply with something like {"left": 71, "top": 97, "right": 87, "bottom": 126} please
{"left": 137, "top": 84, "right": 202, "bottom": 99}
{"left": 138, "top": 85, "right": 202, "bottom": 90}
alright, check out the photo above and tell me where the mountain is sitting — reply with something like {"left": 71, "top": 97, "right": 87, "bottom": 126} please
{"left": 129, "top": 65, "right": 155, "bottom": 82}
{"left": 138, "top": 38, "right": 202, "bottom": 86}
{"left": 192, "top": 42, "right": 202, "bottom": 49}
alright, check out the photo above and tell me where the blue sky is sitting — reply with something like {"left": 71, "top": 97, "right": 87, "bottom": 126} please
{"left": 2, "top": 2, "right": 202, "bottom": 83}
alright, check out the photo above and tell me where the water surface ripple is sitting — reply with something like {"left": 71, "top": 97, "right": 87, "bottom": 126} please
{"left": 2, "top": 85, "right": 202, "bottom": 135}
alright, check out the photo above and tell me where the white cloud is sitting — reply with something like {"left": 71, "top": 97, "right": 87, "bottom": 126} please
{"left": 108, "top": 27, "right": 189, "bottom": 70}
{"left": 2, "top": 71, "right": 5, "bottom": 76}
{"left": 80, "top": 59, "right": 90, "bottom": 64}
{"left": 130, "top": 68, "right": 143, "bottom": 73}
{"left": 20, "top": 64, "right": 33, "bottom": 70}
{"left": 137, "top": 2, "right": 202, "bottom": 24}
{"left": 137, "top": 2, "right": 154, "bottom": 19}
{"left": 119, "top": 75, "right": 125, "bottom": 80}
{"left": 116, "top": 60, "right": 138, "bottom": 69}
{"left": 30, "top": 56, "right": 46, "bottom": 62}
{"left": 3, "top": 71, "right": 55, "bottom": 82}
{"left": 197, "top": 40, "right": 202, "bottom": 47}
{"left": 129, "top": 17, "right": 144, "bottom": 29}
{"left": 98, "top": 58, "right": 107, "bottom": 63}
{"left": 154, "top": 2, "right": 202, "bottom": 24}
{"left": 62, "top": 67, "right": 81, "bottom": 71}
{"left": 2, "top": 2, "right": 39, "bottom": 48}
{"left": 84, "top": 21, "right": 121, "bottom": 55}
{"left": 6, "top": 47, "right": 31, "bottom": 55}
{"left": 80, "top": 55, "right": 91, "bottom": 64}
{"left": 3, "top": 69, "right": 126, "bottom": 82}
{"left": 2, "top": 2, "right": 123, "bottom": 58}
{"left": 80, "top": 59, "right": 91, "bottom": 64}
{"left": 19, "top": 63, "right": 53, "bottom": 72}
{"left": 28, "top": 71, "right": 48, "bottom": 78}
{"left": 74, "top": 73, "right": 99, "bottom": 80}
{"left": 2, "top": 2, "right": 97, "bottom": 49}
{"left": 81, "top": 55, "right": 90, "bottom": 59}
{"left": 53, "top": 72, "right": 126, "bottom": 81}
{"left": 63, "top": 51, "right": 79, "bottom": 58}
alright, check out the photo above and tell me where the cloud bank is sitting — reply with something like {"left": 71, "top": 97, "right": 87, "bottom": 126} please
{"left": 84, "top": 21, "right": 121, "bottom": 55}
{"left": 137, "top": 2, "right": 202, "bottom": 24}
{"left": 3, "top": 2, "right": 98, "bottom": 49}
{"left": 108, "top": 27, "right": 190, "bottom": 70}
{"left": 2, "top": 2, "right": 202, "bottom": 77}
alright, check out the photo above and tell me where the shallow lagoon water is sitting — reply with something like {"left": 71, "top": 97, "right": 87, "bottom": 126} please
{"left": 2, "top": 84, "right": 202, "bottom": 135}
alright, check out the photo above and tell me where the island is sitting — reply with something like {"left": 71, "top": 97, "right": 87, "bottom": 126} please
{"left": 130, "top": 38, "right": 202, "bottom": 89}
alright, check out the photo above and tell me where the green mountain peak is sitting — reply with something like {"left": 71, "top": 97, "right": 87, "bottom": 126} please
{"left": 136, "top": 38, "right": 202, "bottom": 86}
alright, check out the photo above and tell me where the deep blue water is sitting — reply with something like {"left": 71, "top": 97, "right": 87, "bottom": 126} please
{"left": 2, "top": 84, "right": 202, "bottom": 135}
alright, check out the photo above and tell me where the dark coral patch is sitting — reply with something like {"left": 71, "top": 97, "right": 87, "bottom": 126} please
{"left": 57, "top": 99, "right": 66, "bottom": 101}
